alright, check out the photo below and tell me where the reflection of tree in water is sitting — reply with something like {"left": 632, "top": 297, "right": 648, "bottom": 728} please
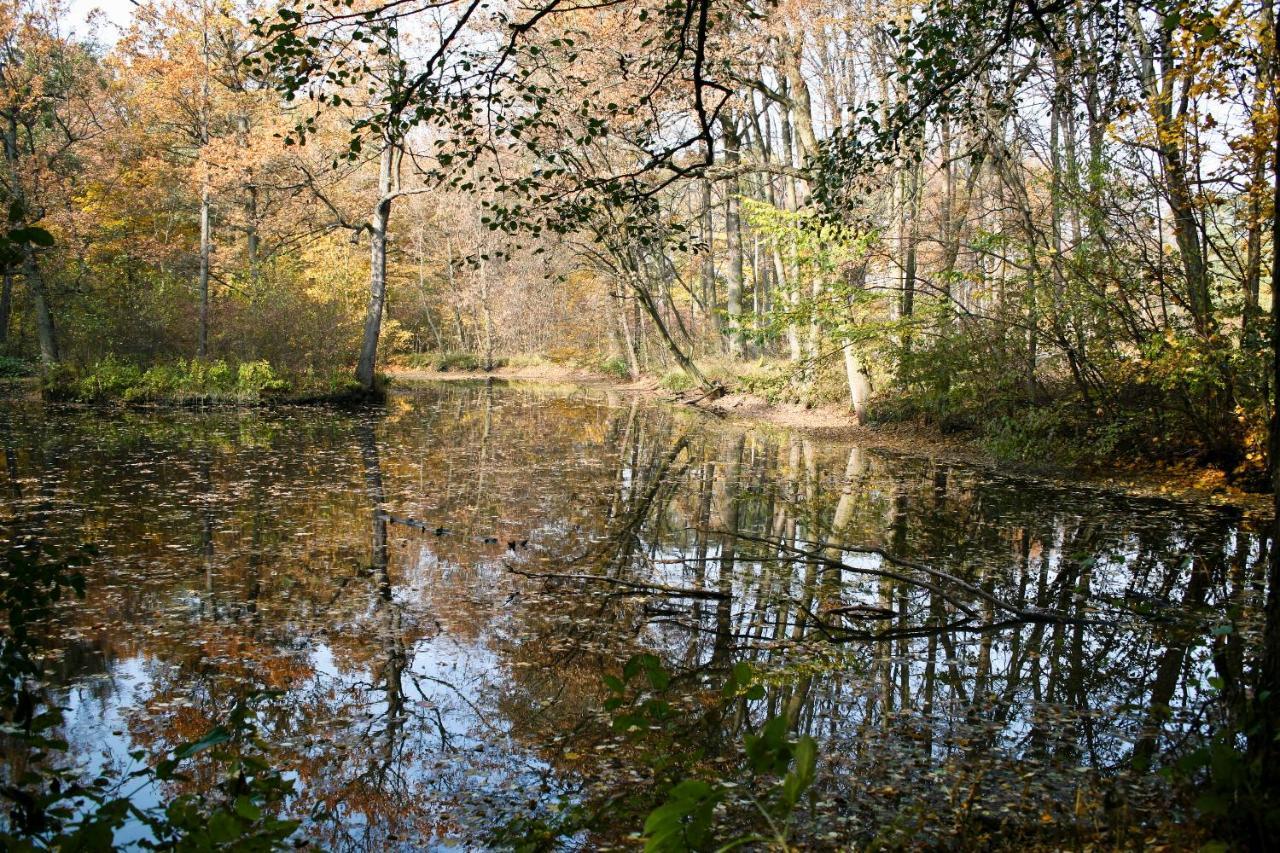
{"left": 492, "top": 404, "right": 1266, "bottom": 843}
{"left": 0, "top": 385, "right": 1268, "bottom": 846}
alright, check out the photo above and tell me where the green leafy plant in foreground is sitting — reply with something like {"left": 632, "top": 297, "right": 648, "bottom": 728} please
{"left": 1159, "top": 663, "right": 1280, "bottom": 848}
{"left": 605, "top": 655, "right": 819, "bottom": 852}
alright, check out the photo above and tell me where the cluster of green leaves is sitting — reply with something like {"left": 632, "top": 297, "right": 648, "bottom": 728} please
{"left": 0, "top": 356, "right": 35, "bottom": 379}
{"left": 742, "top": 197, "right": 896, "bottom": 391}
{"left": 605, "top": 655, "right": 820, "bottom": 852}
{"left": 598, "top": 356, "right": 632, "bottom": 380}
{"left": 1160, "top": 668, "right": 1280, "bottom": 849}
{"left": 140, "top": 695, "right": 304, "bottom": 851}
{"left": 0, "top": 202, "right": 53, "bottom": 274}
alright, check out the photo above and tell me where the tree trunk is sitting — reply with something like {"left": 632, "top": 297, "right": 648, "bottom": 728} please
{"left": 197, "top": 181, "right": 211, "bottom": 358}
{"left": 701, "top": 179, "right": 718, "bottom": 346}
{"left": 24, "top": 252, "right": 57, "bottom": 366}
{"left": 197, "top": 8, "right": 212, "bottom": 359}
{"left": 356, "top": 143, "right": 395, "bottom": 392}
{"left": 899, "top": 155, "right": 920, "bottom": 370}
{"left": 842, "top": 265, "right": 872, "bottom": 422}
{"left": 843, "top": 343, "right": 871, "bottom": 423}
{"left": 479, "top": 254, "right": 494, "bottom": 370}
{"left": 720, "top": 113, "right": 745, "bottom": 358}
{"left": 1256, "top": 20, "right": 1280, "bottom": 791}
{"left": 0, "top": 271, "right": 12, "bottom": 347}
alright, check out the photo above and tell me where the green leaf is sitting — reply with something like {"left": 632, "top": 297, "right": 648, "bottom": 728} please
{"left": 5, "top": 226, "right": 53, "bottom": 248}
{"left": 208, "top": 810, "right": 241, "bottom": 842}
{"left": 172, "top": 725, "right": 231, "bottom": 760}
{"left": 234, "top": 795, "right": 263, "bottom": 821}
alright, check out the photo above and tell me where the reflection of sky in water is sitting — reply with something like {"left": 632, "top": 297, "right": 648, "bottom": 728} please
{"left": 57, "top": 626, "right": 573, "bottom": 848}
{"left": 2, "top": 384, "right": 1268, "bottom": 845}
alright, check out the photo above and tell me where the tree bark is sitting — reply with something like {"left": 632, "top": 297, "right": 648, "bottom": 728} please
{"left": 197, "top": 181, "right": 211, "bottom": 358}
{"left": 24, "top": 252, "right": 58, "bottom": 366}
{"left": 356, "top": 142, "right": 396, "bottom": 392}
{"left": 720, "top": 112, "right": 745, "bottom": 358}
{"left": 0, "top": 271, "right": 12, "bottom": 346}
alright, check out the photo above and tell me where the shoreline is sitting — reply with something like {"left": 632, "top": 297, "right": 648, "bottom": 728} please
{"left": 388, "top": 365, "right": 1273, "bottom": 519}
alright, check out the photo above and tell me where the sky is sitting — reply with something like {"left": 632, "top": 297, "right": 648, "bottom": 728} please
{"left": 66, "top": 0, "right": 136, "bottom": 41}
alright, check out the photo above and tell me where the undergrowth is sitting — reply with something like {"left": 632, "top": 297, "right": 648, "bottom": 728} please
{"left": 40, "top": 357, "right": 387, "bottom": 406}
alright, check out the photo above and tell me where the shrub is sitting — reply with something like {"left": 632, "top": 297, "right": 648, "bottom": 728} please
{"left": 734, "top": 360, "right": 785, "bottom": 398}
{"left": 658, "top": 369, "right": 694, "bottom": 392}
{"left": 505, "top": 353, "right": 549, "bottom": 369}
{"left": 0, "top": 355, "right": 34, "bottom": 378}
{"left": 398, "top": 352, "right": 435, "bottom": 370}
{"left": 42, "top": 357, "right": 293, "bottom": 405}
{"left": 236, "top": 360, "right": 287, "bottom": 397}
{"left": 600, "top": 356, "right": 631, "bottom": 380}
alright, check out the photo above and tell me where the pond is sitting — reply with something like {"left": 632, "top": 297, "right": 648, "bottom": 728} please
{"left": 0, "top": 381, "right": 1267, "bottom": 849}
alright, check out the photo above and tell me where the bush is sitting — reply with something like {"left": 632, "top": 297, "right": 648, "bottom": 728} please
{"left": 658, "top": 369, "right": 694, "bottom": 392}
{"left": 435, "top": 351, "right": 479, "bottom": 371}
{"left": 236, "top": 360, "right": 288, "bottom": 396}
{"left": 43, "top": 357, "right": 292, "bottom": 405}
{"left": 504, "top": 353, "right": 549, "bottom": 369}
{"left": 0, "top": 354, "right": 34, "bottom": 378}
{"left": 600, "top": 356, "right": 631, "bottom": 380}
{"left": 734, "top": 360, "right": 786, "bottom": 398}
{"left": 397, "top": 352, "right": 436, "bottom": 370}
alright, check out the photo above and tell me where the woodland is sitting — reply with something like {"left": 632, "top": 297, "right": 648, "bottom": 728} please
{"left": 0, "top": 0, "right": 1271, "bottom": 478}
{"left": 2, "top": 0, "right": 1280, "bottom": 849}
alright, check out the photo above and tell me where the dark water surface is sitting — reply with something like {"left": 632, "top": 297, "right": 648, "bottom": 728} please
{"left": 0, "top": 382, "right": 1267, "bottom": 848}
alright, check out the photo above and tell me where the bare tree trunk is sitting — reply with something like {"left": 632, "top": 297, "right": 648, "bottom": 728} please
{"left": 613, "top": 294, "right": 640, "bottom": 379}
{"left": 197, "top": 181, "right": 211, "bottom": 358}
{"left": 701, "top": 179, "right": 718, "bottom": 347}
{"left": 842, "top": 265, "right": 872, "bottom": 422}
{"left": 900, "top": 157, "right": 919, "bottom": 364}
{"left": 0, "top": 271, "right": 12, "bottom": 347}
{"left": 720, "top": 113, "right": 745, "bottom": 358}
{"left": 479, "top": 254, "right": 494, "bottom": 370}
{"left": 24, "top": 252, "right": 57, "bottom": 366}
{"left": 237, "top": 115, "right": 260, "bottom": 285}
{"left": 197, "top": 2, "right": 212, "bottom": 359}
{"left": 356, "top": 142, "right": 396, "bottom": 392}
{"left": 779, "top": 87, "right": 805, "bottom": 362}
{"left": 1, "top": 115, "right": 56, "bottom": 366}
{"left": 1127, "top": 9, "right": 1212, "bottom": 334}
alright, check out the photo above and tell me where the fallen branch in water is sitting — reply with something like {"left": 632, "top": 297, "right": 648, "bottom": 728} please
{"left": 503, "top": 562, "right": 730, "bottom": 601}
{"left": 377, "top": 511, "right": 449, "bottom": 535}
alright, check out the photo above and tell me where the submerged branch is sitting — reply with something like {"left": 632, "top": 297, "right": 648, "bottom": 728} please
{"left": 503, "top": 562, "right": 730, "bottom": 600}
{"left": 725, "top": 531, "right": 1088, "bottom": 626}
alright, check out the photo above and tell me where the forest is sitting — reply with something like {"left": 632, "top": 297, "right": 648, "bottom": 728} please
{"left": 0, "top": 0, "right": 1271, "bottom": 478}
{"left": 2, "top": 0, "right": 1280, "bottom": 849}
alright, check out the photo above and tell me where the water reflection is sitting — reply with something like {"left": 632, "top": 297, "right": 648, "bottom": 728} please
{"left": 0, "top": 383, "right": 1266, "bottom": 847}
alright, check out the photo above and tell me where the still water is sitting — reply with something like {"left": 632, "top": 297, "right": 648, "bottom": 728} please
{"left": 0, "top": 381, "right": 1267, "bottom": 848}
